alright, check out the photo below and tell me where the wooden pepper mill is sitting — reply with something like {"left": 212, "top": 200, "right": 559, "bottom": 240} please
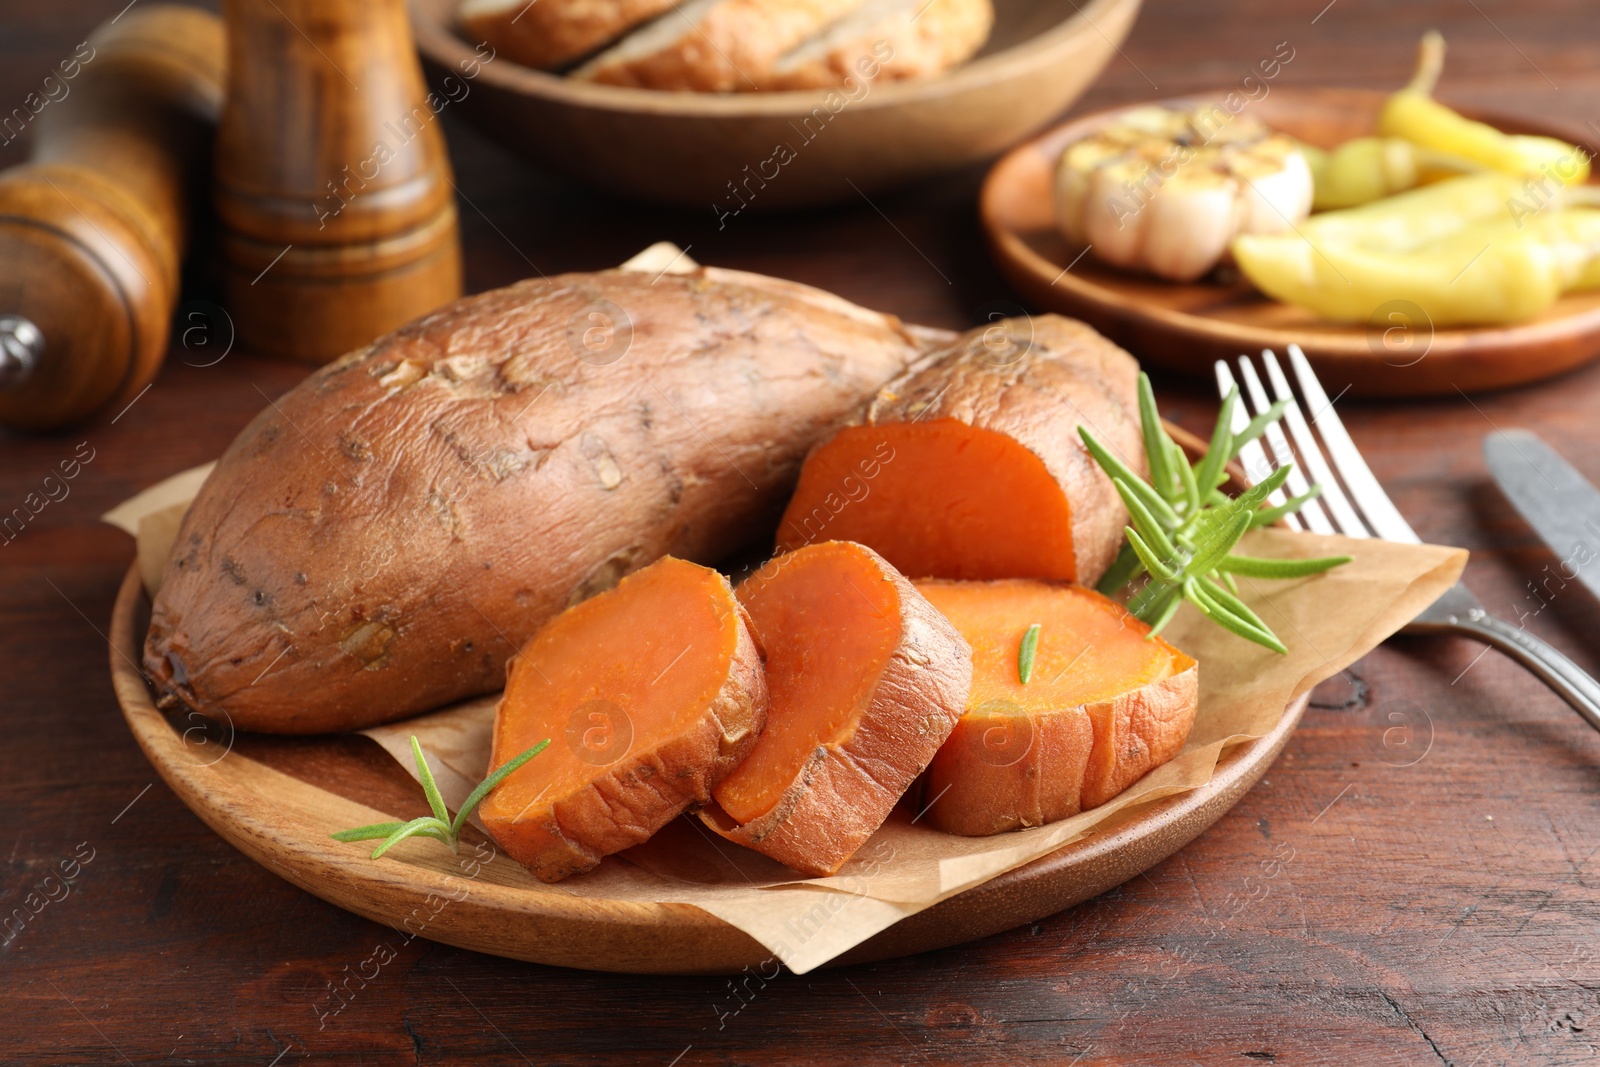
{"left": 215, "top": 0, "right": 463, "bottom": 363}
{"left": 0, "top": 6, "right": 225, "bottom": 431}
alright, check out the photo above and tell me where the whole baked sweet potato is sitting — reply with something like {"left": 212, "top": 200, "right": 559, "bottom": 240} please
{"left": 144, "top": 267, "right": 931, "bottom": 733}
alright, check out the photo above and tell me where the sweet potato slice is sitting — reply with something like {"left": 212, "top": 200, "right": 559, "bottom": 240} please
{"left": 915, "top": 580, "right": 1197, "bottom": 836}
{"left": 777, "top": 315, "right": 1143, "bottom": 587}
{"left": 702, "top": 541, "right": 972, "bottom": 876}
{"left": 480, "top": 557, "right": 767, "bottom": 882}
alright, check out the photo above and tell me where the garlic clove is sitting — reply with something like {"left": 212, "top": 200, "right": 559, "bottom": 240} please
{"left": 1143, "top": 172, "right": 1242, "bottom": 282}
{"left": 1083, "top": 158, "right": 1152, "bottom": 269}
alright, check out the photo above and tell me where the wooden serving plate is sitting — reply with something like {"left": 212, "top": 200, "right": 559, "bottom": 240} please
{"left": 111, "top": 561, "right": 1306, "bottom": 974}
{"left": 409, "top": 0, "right": 1142, "bottom": 208}
{"left": 982, "top": 87, "right": 1600, "bottom": 397}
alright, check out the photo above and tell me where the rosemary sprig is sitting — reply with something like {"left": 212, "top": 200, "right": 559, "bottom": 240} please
{"left": 331, "top": 735, "right": 549, "bottom": 858}
{"left": 1017, "top": 623, "right": 1042, "bottom": 684}
{"left": 1081, "top": 373, "right": 1351, "bottom": 654}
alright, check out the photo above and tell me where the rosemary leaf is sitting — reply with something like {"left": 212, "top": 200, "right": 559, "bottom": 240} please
{"left": 1141, "top": 585, "right": 1185, "bottom": 639}
{"left": 1127, "top": 572, "right": 1175, "bottom": 618}
{"left": 1175, "top": 441, "right": 1201, "bottom": 515}
{"left": 1191, "top": 386, "right": 1237, "bottom": 499}
{"left": 452, "top": 738, "right": 552, "bottom": 837}
{"left": 1220, "top": 553, "right": 1353, "bottom": 578}
{"left": 1096, "top": 543, "right": 1146, "bottom": 596}
{"left": 370, "top": 817, "right": 454, "bottom": 860}
{"left": 1196, "top": 576, "right": 1288, "bottom": 652}
{"left": 1236, "top": 463, "right": 1294, "bottom": 510}
{"left": 1185, "top": 577, "right": 1287, "bottom": 653}
{"left": 1114, "top": 478, "right": 1183, "bottom": 563}
{"left": 411, "top": 735, "right": 451, "bottom": 825}
{"left": 1080, "top": 428, "right": 1180, "bottom": 529}
{"left": 1230, "top": 400, "right": 1291, "bottom": 459}
{"left": 1250, "top": 486, "right": 1323, "bottom": 529}
{"left": 1188, "top": 504, "right": 1253, "bottom": 578}
{"left": 331, "top": 821, "right": 407, "bottom": 843}
{"left": 1138, "top": 376, "right": 1174, "bottom": 502}
{"left": 1127, "top": 527, "right": 1182, "bottom": 585}
{"left": 1017, "top": 624, "right": 1042, "bottom": 684}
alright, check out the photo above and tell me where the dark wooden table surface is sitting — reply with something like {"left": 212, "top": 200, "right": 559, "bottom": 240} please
{"left": 6, "top": 1, "right": 1600, "bottom": 1063}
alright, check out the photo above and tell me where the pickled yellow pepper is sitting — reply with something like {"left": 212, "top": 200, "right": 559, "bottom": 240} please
{"left": 1378, "top": 31, "right": 1590, "bottom": 186}
{"left": 1304, "top": 137, "right": 1478, "bottom": 210}
{"left": 1306, "top": 32, "right": 1590, "bottom": 209}
{"left": 1233, "top": 174, "right": 1600, "bottom": 325}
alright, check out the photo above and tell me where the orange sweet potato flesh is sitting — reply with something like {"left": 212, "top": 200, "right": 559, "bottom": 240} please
{"left": 777, "top": 316, "right": 1143, "bottom": 588}
{"left": 915, "top": 580, "right": 1198, "bottom": 836}
{"left": 480, "top": 556, "right": 767, "bottom": 883}
{"left": 702, "top": 541, "right": 972, "bottom": 876}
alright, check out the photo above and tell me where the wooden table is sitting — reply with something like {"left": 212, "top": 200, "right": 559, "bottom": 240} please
{"left": 5, "top": 1, "right": 1600, "bottom": 1063}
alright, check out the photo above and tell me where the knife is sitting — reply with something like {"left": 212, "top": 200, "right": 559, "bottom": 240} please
{"left": 1484, "top": 429, "right": 1600, "bottom": 604}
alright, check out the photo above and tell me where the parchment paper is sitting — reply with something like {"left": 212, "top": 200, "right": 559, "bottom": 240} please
{"left": 107, "top": 460, "right": 1465, "bottom": 972}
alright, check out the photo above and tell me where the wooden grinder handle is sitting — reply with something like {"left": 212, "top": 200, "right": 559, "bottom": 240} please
{"left": 0, "top": 6, "right": 225, "bottom": 431}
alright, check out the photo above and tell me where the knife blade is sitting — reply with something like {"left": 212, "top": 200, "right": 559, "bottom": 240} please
{"left": 1484, "top": 428, "right": 1600, "bottom": 603}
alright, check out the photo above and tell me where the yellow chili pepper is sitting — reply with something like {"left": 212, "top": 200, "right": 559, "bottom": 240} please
{"left": 1378, "top": 31, "right": 1591, "bottom": 186}
{"left": 1232, "top": 178, "right": 1600, "bottom": 325}
{"left": 1299, "top": 172, "right": 1532, "bottom": 251}
{"left": 1303, "top": 136, "right": 1480, "bottom": 210}
{"left": 1428, "top": 211, "right": 1600, "bottom": 291}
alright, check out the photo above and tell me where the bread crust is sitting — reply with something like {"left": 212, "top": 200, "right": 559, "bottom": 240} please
{"left": 758, "top": 0, "right": 994, "bottom": 91}
{"left": 574, "top": 0, "right": 865, "bottom": 92}
{"left": 458, "top": 0, "right": 678, "bottom": 71}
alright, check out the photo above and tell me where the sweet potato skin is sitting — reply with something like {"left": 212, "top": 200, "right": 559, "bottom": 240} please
{"left": 482, "top": 560, "right": 769, "bottom": 883}
{"left": 915, "top": 579, "right": 1198, "bottom": 836}
{"left": 704, "top": 542, "right": 972, "bottom": 876}
{"left": 143, "top": 268, "right": 926, "bottom": 733}
{"left": 778, "top": 315, "right": 1143, "bottom": 587}
{"left": 924, "top": 662, "right": 1197, "bottom": 835}
{"left": 1080, "top": 657, "right": 1199, "bottom": 810}
{"left": 923, "top": 701, "right": 1094, "bottom": 837}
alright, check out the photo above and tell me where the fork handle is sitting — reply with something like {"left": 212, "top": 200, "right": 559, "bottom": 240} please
{"left": 1410, "top": 613, "right": 1600, "bottom": 733}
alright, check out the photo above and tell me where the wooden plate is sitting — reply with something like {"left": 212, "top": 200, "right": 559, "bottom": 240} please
{"left": 409, "top": 0, "right": 1142, "bottom": 208}
{"left": 110, "top": 560, "right": 1305, "bottom": 974}
{"left": 982, "top": 87, "right": 1600, "bottom": 397}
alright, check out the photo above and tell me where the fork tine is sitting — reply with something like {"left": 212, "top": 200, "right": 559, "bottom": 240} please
{"left": 1237, "top": 353, "right": 1334, "bottom": 534}
{"left": 1214, "top": 360, "right": 1302, "bottom": 531}
{"left": 1261, "top": 350, "right": 1369, "bottom": 538}
{"left": 1285, "top": 344, "right": 1421, "bottom": 544}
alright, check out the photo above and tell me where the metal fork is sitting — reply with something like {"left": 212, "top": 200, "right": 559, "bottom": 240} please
{"left": 1216, "top": 345, "right": 1600, "bottom": 734}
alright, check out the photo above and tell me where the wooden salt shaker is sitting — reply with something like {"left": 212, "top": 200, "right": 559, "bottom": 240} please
{"left": 215, "top": 0, "right": 463, "bottom": 363}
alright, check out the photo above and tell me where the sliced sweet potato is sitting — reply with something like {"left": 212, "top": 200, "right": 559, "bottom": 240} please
{"left": 702, "top": 541, "right": 972, "bottom": 876}
{"left": 480, "top": 556, "right": 767, "bottom": 882}
{"left": 776, "top": 315, "right": 1143, "bottom": 587}
{"left": 915, "top": 580, "right": 1197, "bottom": 836}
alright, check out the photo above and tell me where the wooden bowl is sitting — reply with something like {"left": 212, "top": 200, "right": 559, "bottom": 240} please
{"left": 982, "top": 87, "right": 1600, "bottom": 397}
{"left": 110, "top": 580, "right": 1304, "bottom": 974}
{"left": 409, "top": 0, "right": 1143, "bottom": 208}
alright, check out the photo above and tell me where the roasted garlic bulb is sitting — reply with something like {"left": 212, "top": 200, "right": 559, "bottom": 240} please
{"left": 1055, "top": 106, "right": 1314, "bottom": 282}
